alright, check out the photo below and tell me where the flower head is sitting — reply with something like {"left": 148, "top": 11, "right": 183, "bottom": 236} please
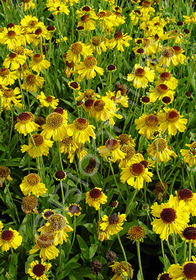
{"left": 28, "top": 259, "right": 51, "bottom": 280}
{"left": 180, "top": 142, "right": 196, "bottom": 167}
{"left": 20, "top": 173, "right": 47, "bottom": 197}
{"left": 0, "top": 228, "right": 22, "bottom": 251}
{"left": 15, "top": 112, "right": 39, "bottom": 136}
{"left": 86, "top": 188, "right": 107, "bottom": 210}
{"left": 100, "top": 213, "right": 126, "bottom": 235}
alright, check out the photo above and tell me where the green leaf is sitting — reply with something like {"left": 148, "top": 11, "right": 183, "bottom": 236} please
{"left": 76, "top": 235, "right": 89, "bottom": 260}
{"left": 89, "top": 244, "right": 98, "bottom": 259}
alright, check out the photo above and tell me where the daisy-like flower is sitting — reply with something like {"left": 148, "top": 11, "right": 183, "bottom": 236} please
{"left": 119, "top": 144, "right": 136, "bottom": 168}
{"left": 135, "top": 113, "right": 160, "bottom": 139}
{"left": 3, "top": 51, "right": 27, "bottom": 71}
{"left": 66, "top": 204, "right": 81, "bottom": 217}
{"left": 0, "top": 25, "right": 26, "bottom": 49}
{"left": 127, "top": 64, "right": 155, "bottom": 89}
{"left": 107, "top": 30, "right": 132, "bottom": 52}
{"left": 120, "top": 154, "right": 153, "bottom": 190}
{"left": 0, "top": 166, "right": 12, "bottom": 188}
{"left": 174, "top": 189, "right": 196, "bottom": 216}
{"left": 46, "top": 0, "right": 70, "bottom": 15}
{"left": 172, "top": 46, "right": 186, "bottom": 65}
{"left": 60, "top": 135, "right": 81, "bottom": 163}
{"left": 36, "top": 91, "right": 59, "bottom": 109}
{"left": 157, "top": 272, "right": 173, "bottom": 280}
{"left": 0, "top": 67, "right": 17, "bottom": 86}
{"left": 147, "top": 138, "right": 177, "bottom": 163}
{"left": 29, "top": 54, "right": 50, "bottom": 73}
{"left": 159, "top": 47, "right": 176, "bottom": 67}
{"left": 21, "top": 0, "right": 35, "bottom": 11}
{"left": 100, "top": 213, "right": 126, "bottom": 235}
{"left": 28, "top": 259, "right": 51, "bottom": 280}
{"left": 68, "top": 81, "right": 80, "bottom": 91}
{"left": 90, "top": 36, "right": 107, "bottom": 55}
{"left": 0, "top": 228, "right": 22, "bottom": 251}
{"left": 168, "top": 256, "right": 196, "bottom": 280}
{"left": 39, "top": 214, "right": 73, "bottom": 246}
{"left": 67, "top": 118, "right": 95, "bottom": 144}
{"left": 75, "top": 56, "right": 104, "bottom": 81}
{"left": 155, "top": 71, "right": 178, "bottom": 90}
{"left": 151, "top": 195, "right": 189, "bottom": 241}
{"left": 127, "top": 225, "right": 146, "bottom": 242}
{"left": 21, "top": 195, "right": 38, "bottom": 215}
{"left": 42, "top": 209, "right": 55, "bottom": 220}
{"left": 111, "top": 261, "right": 134, "bottom": 280}
{"left": 22, "top": 71, "right": 45, "bottom": 93}
{"left": 19, "top": 173, "right": 47, "bottom": 197}
{"left": 116, "top": 134, "right": 135, "bottom": 147}
{"left": 86, "top": 188, "right": 107, "bottom": 210}
{"left": 158, "top": 108, "right": 187, "bottom": 136}
{"left": 98, "top": 139, "right": 125, "bottom": 162}
{"left": 77, "top": 14, "right": 96, "bottom": 31}
{"left": 180, "top": 225, "right": 196, "bottom": 246}
{"left": 106, "top": 90, "right": 128, "bottom": 108}
{"left": 149, "top": 84, "right": 175, "bottom": 103}
{"left": 21, "top": 134, "right": 53, "bottom": 158}
{"left": 41, "top": 111, "right": 68, "bottom": 141}
{"left": 29, "top": 234, "right": 59, "bottom": 261}
{"left": 15, "top": 112, "right": 39, "bottom": 136}
{"left": 180, "top": 142, "right": 196, "bottom": 167}
{"left": 0, "top": 87, "right": 22, "bottom": 111}
{"left": 66, "top": 41, "right": 93, "bottom": 64}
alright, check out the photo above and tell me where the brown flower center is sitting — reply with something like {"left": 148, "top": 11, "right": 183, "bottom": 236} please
{"left": 36, "top": 234, "right": 54, "bottom": 248}
{"left": 183, "top": 263, "right": 196, "bottom": 279}
{"left": 81, "top": 15, "right": 90, "bottom": 22}
{"left": 128, "top": 226, "right": 146, "bottom": 241}
{"left": 71, "top": 42, "right": 83, "bottom": 55}
{"left": 7, "top": 23, "right": 15, "bottom": 29}
{"left": 94, "top": 100, "right": 105, "bottom": 112}
{"left": 84, "top": 56, "right": 97, "bottom": 68}
{"left": 74, "top": 118, "right": 88, "bottom": 130}
{"left": 33, "top": 54, "right": 43, "bottom": 63}
{"left": 7, "top": 30, "right": 16, "bottom": 39}
{"left": 159, "top": 273, "right": 172, "bottom": 280}
{"left": 160, "top": 208, "right": 176, "bottom": 223}
{"left": 35, "top": 28, "right": 42, "bottom": 35}
{"left": 166, "top": 109, "right": 179, "bottom": 122}
{"left": 156, "top": 84, "right": 168, "bottom": 94}
{"left": 145, "top": 114, "right": 158, "bottom": 127}
{"left": 162, "top": 47, "right": 174, "bottom": 57}
{"left": 82, "top": 6, "right": 90, "bottom": 12}
{"left": 183, "top": 227, "right": 196, "bottom": 240}
{"left": 107, "top": 65, "right": 116, "bottom": 71}
{"left": 0, "top": 68, "right": 9, "bottom": 77}
{"left": 114, "top": 30, "right": 123, "bottom": 40}
{"left": 47, "top": 25, "right": 55, "bottom": 32}
{"left": 190, "top": 142, "right": 196, "bottom": 155}
{"left": 160, "top": 72, "right": 171, "bottom": 81}
{"left": 1, "top": 230, "right": 14, "bottom": 241}
{"left": 70, "top": 82, "right": 79, "bottom": 89}
{"left": 26, "top": 74, "right": 36, "bottom": 86}
{"left": 117, "top": 134, "right": 130, "bottom": 145}
{"left": 142, "top": 1, "right": 151, "bottom": 7}
{"left": 3, "top": 89, "right": 14, "bottom": 98}
{"left": 120, "top": 145, "right": 135, "bottom": 160}
{"left": 173, "top": 46, "right": 182, "bottom": 55}
{"left": 54, "top": 107, "right": 64, "bottom": 114}
{"left": 44, "top": 210, "right": 54, "bottom": 219}
{"left": 85, "top": 99, "right": 94, "bottom": 108}
{"left": 55, "top": 170, "right": 66, "bottom": 180}
{"left": 130, "top": 163, "right": 144, "bottom": 176}
{"left": 84, "top": 89, "right": 95, "bottom": 99}
{"left": 22, "top": 195, "right": 38, "bottom": 213}
{"left": 109, "top": 214, "right": 119, "bottom": 224}
{"left": 137, "top": 48, "right": 144, "bottom": 54}
{"left": 90, "top": 188, "right": 102, "bottom": 199}
{"left": 152, "top": 138, "right": 167, "bottom": 152}
{"left": 106, "top": 139, "right": 119, "bottom": 151}
{"left": 178, "top": 189, "right": 193, "bottom": 201}
{"left": 162, "top": 96, "right": 171, "bottom": 104}
{"left": 26, "top": 173, "right": 40, "bottom": 185}
{"left": 18, "top": 112, "right": 33, "bottom": 122}
{"left": 0, "top": 166, "right": 10, "bottom": 178}
{"left": 46, "top": 112, "right": 64, "bottom": 128}
{"left": 32, "top": 264, "right": 45, "bottom": 277}
{"left": 141, "top": 96, "right": 150, "bottom": 103}
{"left": 48, "top": 214, "right": 65, "bottom": 232}
{"left": 69, "top": 205, "right": 80, "bottom": 214}
{"left": 135, "top": 68, "right": 145, "bottom": 77}
{"left": 9, "top": 52, "right": 17, "bottom": 59}
{"left": 45, "top": 96, "right": 53, "bottom": 103}
{"left": 30, "top": 134, "right": 44, "bottom": 146}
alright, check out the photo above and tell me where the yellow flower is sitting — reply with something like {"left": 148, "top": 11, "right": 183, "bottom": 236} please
{"left": 159, "top": 46, "right": 176, "bottom": 67}
{"left": 46, "top": 0, "right": 70, "bottom": 15}
{"left": 111, "top": 261, "right": 134, "bottom": 280}
{"left": 157, "top": 272, "right": 173, "bottom": 280}
{"left": 0, "top": 87, "right": 22, "bottom": 111}
{"left": 100, "top": 213, "right": 126, "bottom": 235}
{"left": 149, "top": 84, "right": 175, "bottom": 103}
{"left": 66, "top": 204, "right": 81, "bottom": 217}
{"left": 0, "top": 25, "right": 26, "bottom": 49}
{"left": 29, "top": 234, "right": 59, "bottom": 261}
{"left": 127, "top": 64, "right": 155, "bottom": 89}
{"left": 77, "top": 15, "right": 96, "bottom": 31}
{"left": 19, "top": 173, "right": 47, "bottom": 197}
{"left": 135, "top": 113, "right": 160, "bottom": 139}
{"left": 3, "top": 51, "right": 27, "bottom": 71}
{"left": 0, "top": 67, "right": 17, "bottom": 86}
{"left": 15, "top": 112, "right": 39, "bottom": 136}
{"left": 21, "top": 0, "right": 35, "bottom": 11}
{"left": 86, "top": 188, "right": 107, "bottom": 210}
{"left": 41, "top": 111, "right": 68, "bottom": 141}
{"left": 119, "top": 145, "right": 136, "bottom": 168}
{"left": 120, "top": 154, "right": 153, "bottom": 190}
{"left": 107, "top": 30, "right": 131, "bottom": 52}
{"left": 22, "top": 71, "right": 45, "bottom": 93}
{"left": 0, "top": 228, "right": 22, "bottom": 251}
{"left": 37, "top": 91, "right": 59, "bottom": 109}
{"left": 151, "top": 195, "right": 189, "bottom": 241}
{"left": 180, "top": 142, "right": 196, "bottom": 167}
{"left": 106, "top": 90, "right": 128, "bottom": 108}
{"left": 28, "top": 259, "right": 51, "bottom": 280}
{"left": 98, "top": 139, "right": 125, "bottom": 162}
{"left": 147, "top": 138, "right": 177, "bottom": 163}
{"left": 168, "top": 256, "right": 196, "bottom": 280}
{"left": 174, "top": 189, "right": 196, "bottom": 216}
{"left": 75, "top": 56, "right": 104, "bottom": 81}
{"left": 67, "top": 118, "right": 95, "bottom": 144}
{"left": 158, "top": 108, "right": 187, "bottom": 136}
{"left": 66, "top": 41, "right": 93, "bottom": 64}
{"left": 29, "top": 53, "right": 50, "bottom": 73}
{"left": 180, "top": 224, "right": 196, "bottom": 246}
{"left": 21, "top": 133, "right": 53, "bottom": 158}
{"left": 155, "top": 70, "right": 178, "bottom": 90}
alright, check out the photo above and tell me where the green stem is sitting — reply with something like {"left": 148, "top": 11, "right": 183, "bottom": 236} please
{"left": 136, "top": 241, "right": 144, "bottom": 280}
{"left": 60, "top": 180, "right": 65, "bottom": 206}
{"left": 161, "top": 239, "right": 166, "bottom": 269}
{"left": 184, "top": 241, "right": 187, "bottom": 262}
{"left": 188, "top": 241, "right": 192, "bottom": 261}
{"left": 172, "top": 234, "right": 177, "bottom": 264}
{"left": 117, "top": 234, "right": 131, "bottom": 280}
{"left": 126, "top": 189, "right": 138, "bottom": 216}
{"left": 58, "top": 141, "right": 64, "bottom": 170}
